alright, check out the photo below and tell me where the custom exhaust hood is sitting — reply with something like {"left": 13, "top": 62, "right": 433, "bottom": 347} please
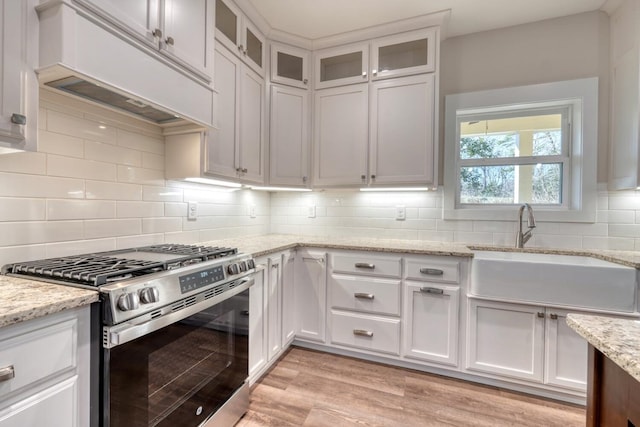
{"left": 36, "top": 1, "right": 216, "bottom": 128}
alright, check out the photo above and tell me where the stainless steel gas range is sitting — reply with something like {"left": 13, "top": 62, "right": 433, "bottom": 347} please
{"left": 2, "top": 243, "right": 256, "bottom": 427}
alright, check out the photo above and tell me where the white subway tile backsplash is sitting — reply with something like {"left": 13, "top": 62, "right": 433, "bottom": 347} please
{"left": 116, "top": 234, "right": 165, "bottom": 248}
{"left": 142, "top": 152, "right": 164, "bottom": 170}
{"left": 0, "top": 172, "right": 85, "bottom": 198}
{"left": 0, "top": 244, "right": 47, "bottom": 266}
{"left": 47, "top": 109, "right": 117, "bottom": 144}
{"left": 84, "top": 219, "right": 142, "bottom": 239}
{"left": 86, "top": 181, "right": 142, "bottom": 201}
{"left": 532, "top": 234, "right": 583, "bottom": 249}
{"left": 0, "top": 221, "right": 84, "bottom": 246}
{"left": 48, "top": 155, "right": 117, "bottom": 181}
{"left": 45, "top": 239, "right": 116, "bottom": 258}
{"left": 453, "top": 231, "right": 494, "bottom": 245}
{"left": 117, "top": 129, "right": 164, "bottom": 154}
{"left": 116, "top": 201, "right": 164, "bottom": 218}
{"left": 164, "top": 202, "right": 187, "bottom": 217}
{"left": 0, "top": 152, "right": 46, "bottom": 175}
{"left": 608, "top": 194, "right": 640, "bottom": 210}
{"left": 608, "top": 224, "right": 640, "bottom": 238}
{"left": 117, "top": 165, "right": 165, "bottom": 186}
{"left": 436, "top": 219, "right": 474, "bottom": 232}
{"left": 47, "top": 200, "right": 115, "bottom": 220}
{"left": 38, "top": 130, "right": 84, "bottom": 158}
{"left": 143, "top": 186, "right": 183, "bottom": 202}
{"left": 0, "top": 198, "right": 46, "bottom": 221}
{"left": 84, "top": 140, "right": 142, "bottom": 167}
{"left": 142, "top": 217, "right": 182, "bottom": 233}
{"left": 582, "top": 236, "right": 635, "bottom": 250}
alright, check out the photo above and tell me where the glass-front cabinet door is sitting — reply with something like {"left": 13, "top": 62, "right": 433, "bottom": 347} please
{"left": 271, "top": 43, "right": 310, "bottom": 89}
{"left": 370, "top": 28, "right": 436, "bottom": 80}
{"left": 214, "top": 0, "right": 264, "bottom": 75}
{"left": 314, "top": 42, "right": 369, "bottom": 89}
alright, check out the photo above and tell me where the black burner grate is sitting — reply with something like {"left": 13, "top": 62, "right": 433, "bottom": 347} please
{"left": 4, "top": 244, "right": 239, "bottom": 287}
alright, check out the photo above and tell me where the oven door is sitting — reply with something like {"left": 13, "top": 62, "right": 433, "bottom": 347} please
{"left": 104, "top": 285, "right": 250, "bottom": 427}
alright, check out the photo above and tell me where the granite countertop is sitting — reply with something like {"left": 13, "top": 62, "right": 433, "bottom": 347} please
{"left": 200, "top": 234, "right": 475, "bottom": 258}
{"left": 567, "top": 313, "right": 640, "bottom": 382}
{"left": 0, "top": 276, "right": 98, "bottom": 329}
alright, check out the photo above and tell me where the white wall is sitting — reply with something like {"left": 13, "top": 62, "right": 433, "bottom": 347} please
{"left": 0, "top": 90, "right": 269, "bottom": 267}
{"left": 270, "top": 188, "right": 640, "bottom": 251}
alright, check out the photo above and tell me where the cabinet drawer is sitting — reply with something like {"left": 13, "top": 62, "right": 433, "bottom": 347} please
{"left": 330, "top": 311, "right": 400, "bottom": 355}
{"left": 331, "top": 253, "right": 401, "bottom": 278}
{"left": 330, "top": 275, "right": 401, "bottom": 316}
{"left": 405, "top": 257, "right": 460, "bottom": 283}
{"left": 0, "top": 319, "right": 76, "bottom": 400}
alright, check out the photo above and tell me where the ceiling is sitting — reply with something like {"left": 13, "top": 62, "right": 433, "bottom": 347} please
{"left": 247, "top": 0, "right": 610, "bottom": 40}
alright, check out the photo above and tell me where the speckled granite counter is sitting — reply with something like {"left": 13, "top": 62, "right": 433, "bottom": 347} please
{"left": 567, "top": 313, "right": 640, "bottom": 382}
{"left": 200, "top": 234, "right": 475, "bottom": 258}
{"left": 0, "top": 276, "right": 98, "bottom": 328}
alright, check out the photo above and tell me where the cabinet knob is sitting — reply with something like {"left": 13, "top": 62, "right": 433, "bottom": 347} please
{"left": 242, "top": 168, "right": 248, "bottom": 173}
{"left": 537, "top": 312, "right": 545, "bottom": 318}
{"left": 236, "top": 167, "right": 241, "bottom": 172}
{"left": 362, "top": 72, "right": 367, "bottom": 78}
{"left": 302, "top": 176, "right": 308, "bottom": 183}
{"left": 303, "top": 79, "right": 308, "bottom": 85}
{"left": 372, "top": 69, "right": 377, "bottom": 75}
{"left": 165, "top": 36, "right": 174, "bottom": 46}
{"left": 10, "top": 114, "right": 26, "bottom": 125}
{"left": 371, "top": 174, "right": 376, "bottom": 180}
{"left": 549, "top": 313, "right": 558, "bottom": 320}
{"left": 152, "top": 28, "right": 162, "bottom": 38}
{"left": 361, "top": 174, "right": 366, "bottom": 181}
{"left": 0, "top": 365, "right": 15, "bottom": 383}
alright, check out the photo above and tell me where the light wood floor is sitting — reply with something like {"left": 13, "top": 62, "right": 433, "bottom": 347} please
{"left": 237, "top": 346, "right": 586, "bottom": 427}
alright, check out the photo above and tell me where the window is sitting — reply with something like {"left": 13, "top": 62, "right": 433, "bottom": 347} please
{"left": 444, "top": 78, "right": 598, "bottom": 223}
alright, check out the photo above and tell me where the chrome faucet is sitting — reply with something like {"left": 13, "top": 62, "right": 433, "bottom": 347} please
{"left": 516, "top": 203, "right": 536, "bottom": 248}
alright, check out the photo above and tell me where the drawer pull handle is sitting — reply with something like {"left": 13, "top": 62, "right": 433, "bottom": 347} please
{"left": 355, "top": 263, "right": 375, "bottom": 269}
{"left": 0, "top": 365, "right": 15, "bottom": 383}
{"left": 420, "top": 268, "right": 444, "bottom": 276}
{"left": 420, "top": 287, "right": 443, "bottom": 295}
{"left": 549, "top": 313, "right": 558, "bottom": 320}
{"left": 354, "top": 293, "right": 374, "bottom": 300}
{"left": 353, "top": 329, "right": 373, "bottom": 337}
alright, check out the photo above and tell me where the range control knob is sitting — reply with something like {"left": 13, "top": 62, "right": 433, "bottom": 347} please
{"left": 139, "top": 287, "right": 159, "bottom": 304}
{"left": 117, "top": 292, "right": 140, "bottom": 311}
{"left": 238, "top": 261, "right": 247, "bottom": 272}
{"left": 227, "top": 263, "right": 239, "bottom": 275}
{"left": 247, "top": 259, "right": 255, "bottom": 269}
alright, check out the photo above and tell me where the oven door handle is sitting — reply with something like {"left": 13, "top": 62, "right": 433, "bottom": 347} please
{"left": 104, "top": 276, "right": 254, "bottom": 349}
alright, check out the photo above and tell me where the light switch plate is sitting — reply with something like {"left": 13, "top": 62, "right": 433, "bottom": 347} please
{"left": 395, "top": 205, "right": 406, "bottom": 221}
{"left": 307, "top": 205, "right": 316, "bottom": 218}
{"left": 187, "top": 201, "right": 198, "bottom": 220}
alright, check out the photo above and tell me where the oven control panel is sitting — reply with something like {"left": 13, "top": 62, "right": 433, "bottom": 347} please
{"left": 179, "top": 265, "right": 225, "bottom": 294}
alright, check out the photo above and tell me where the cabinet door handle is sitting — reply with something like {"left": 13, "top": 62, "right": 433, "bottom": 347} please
{"left": 353, "top": 329, "right": 373, "bottom": 337}
{"left": 354, "top": 293, "right": 374, "bottom": 300}
{"left": 361, "top": 174, "right": 366, "bottom": 181}
{"left": 238, "top": 44, "right": 244, "bottom": 52}
{"left": 420, "top": 287, "right": 443, "bottom": 295}
{"left": 420, "top": 268, "right": 444, "bottom": 276}
{"left": 0, "top": 365, "right": 15, "bottom": 383}
{"left": 371, "top": 174, "right": 376, "bottom": 180}
{"left": 372, "top": 69, "right": 377, "bottom": 75}
{"left": 10, "top": 114, "right": 26, "bottom": 125}
{"left": 152, "top": 28, "right": 162, "bottom": 38}
{"left": 355, "top": 263, "right": 375, "bottom": 269}
{"left": 165, "top": 36, "right": 174, "bottom": 46}
{"left": 549, "top": 313, "right": 558, "bottom": 320}
{"left": 302, "top": 176, "right": 308, "bottom": 183}
{"left": 362, "top": 71, "right": 367, "bottom": 78}
{"left": 537, "top": 312, "right": 545, "bottom": 318}
{"left": 303, "top": 79, "right": 308, "bottom": 85}
{"left": 242, "top": 168, "right": 248, "bottom": 173}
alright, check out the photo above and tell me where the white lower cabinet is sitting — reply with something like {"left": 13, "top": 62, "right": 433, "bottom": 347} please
{"left": 403, "top": 282, "right": 459, "bottom": 366}
{"left": 248, "top": 262, "right": 267, "bottom": 384}
{"left": 330, "top": 310, "right": 400, "bottom": 355}
{"left": 544, "top": 309, "right": 588, "bottom": 391}
{"left": 467, "top": 299, "right": 588, "bottom": 392}
{"left": 0, "top": 306, "right": 90, "bottom": 426}
{"left": 267, "top": 254, "right": 283, "bottom": 361}
{"left": 294, "top": 250, "right": 327, "bottom": 343}
{"left": 281, "top": 252, "right": 296, "bottom": 347}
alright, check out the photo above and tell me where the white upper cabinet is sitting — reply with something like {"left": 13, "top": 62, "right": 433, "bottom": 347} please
{"left": 215, "top": 0, "right": 265, "bottom": 76}
{"left": 314, "top": 42, "right": 369, "bottom": 89}
{"left": 371, "top": 28, "right": 436, "bottom": 80}
{"left": 76, "top": 0, "right": 214, "bottom": 81}
{"left": 0, "top": 0, "right": 38, "bottom": 153}
{"left": 269, "top": 85, "right": 310, "bottom": 187}
{"left": 313, "top": 84, "right": 369, "bottom": 186}
{"left": 271, "top": 43, "right": 310, "bottom": 89}
{"left": 369, "top": 73, "right": 436, "bottom": 185}
{"left": 208, "top": 45, "right": 264, "bottom": 183}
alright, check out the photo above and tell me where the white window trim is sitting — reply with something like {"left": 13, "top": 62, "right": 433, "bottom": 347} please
{"left": 443, "top": 78, "right": 598, "bottom": 223}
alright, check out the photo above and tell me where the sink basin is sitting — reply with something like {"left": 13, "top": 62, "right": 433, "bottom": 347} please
{"left": 471, "top": 251, "right": 637, "bottom": 312}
